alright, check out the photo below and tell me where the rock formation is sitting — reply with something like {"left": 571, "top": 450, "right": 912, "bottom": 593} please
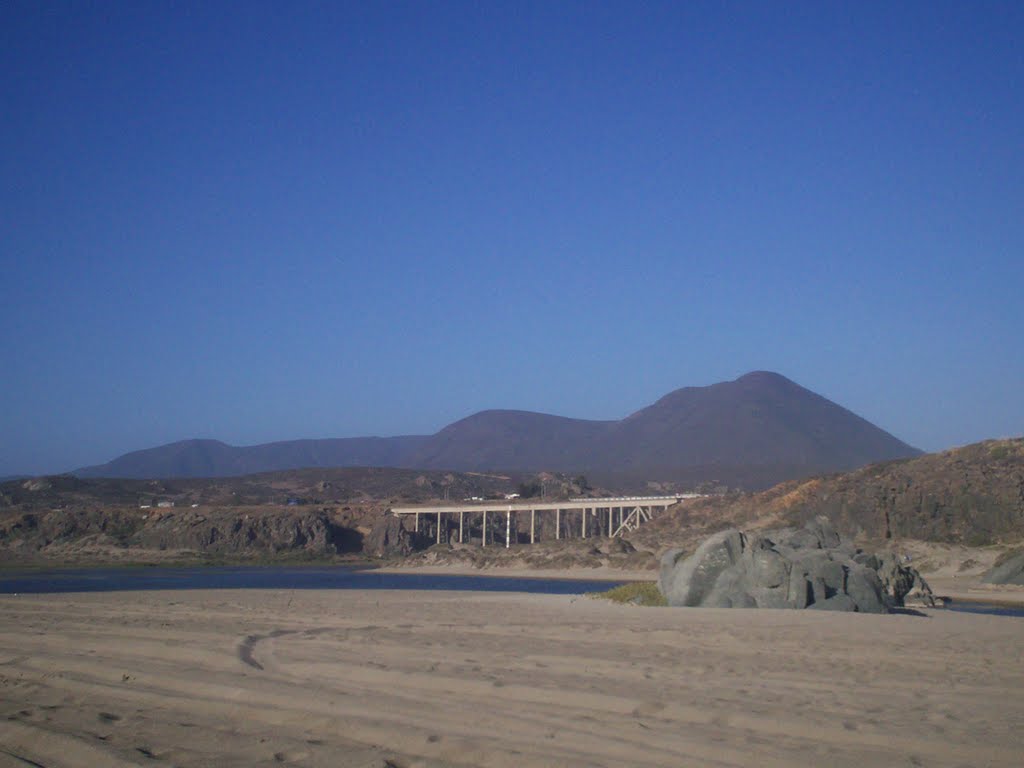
{"left": 365, "top": 514, "right": 415, "bottom": 558}
{"left": 982, "top": 549, "right": 1024, "bottom": 585}
{"left": 132, "top": 509, "right": 343, "bottom": 555}
{"left": 658, "top": 516, "right": 934, "bottom": 612}
{"left": 0, "top": 507, "right": 359, "bottom": 559}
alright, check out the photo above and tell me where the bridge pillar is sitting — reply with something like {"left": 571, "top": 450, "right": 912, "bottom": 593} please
{"left": 459, "top": 511, "right": 464, "bottom": 543}
{"left": 482, "top": 510, "right": 487, "bottom": 546}
{"left": 556, "top": 509, "right": 560, "bottom": 539}
{"left": 530, "top": 509, "right": 535, "bottom": 544}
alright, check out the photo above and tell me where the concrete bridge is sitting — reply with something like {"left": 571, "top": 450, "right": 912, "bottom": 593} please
{"left": 390, "top": 495, "right": 703, "bottom": 547}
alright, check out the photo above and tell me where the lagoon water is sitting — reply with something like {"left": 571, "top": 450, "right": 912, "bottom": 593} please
{"left": 0, "top": 565, "right": 626, "bottom": 596}
{"left": 1, "top": 566, "right": 1020, "bottom": 617}
{"left": 944, "top": 599, "right": 1024, "bottom": 618}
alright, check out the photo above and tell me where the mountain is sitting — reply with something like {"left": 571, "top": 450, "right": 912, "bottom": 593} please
{"left": 412, "top": 410, "right": 616, "bottom": 471}
{"left": 74, "top": 371, "right": 921, "bottom": 488}
{"left": 606, "top": 371, "right": 914, "bottom": 470}
{"left": 75, "top": 436, "right": 428, "bottom": 480}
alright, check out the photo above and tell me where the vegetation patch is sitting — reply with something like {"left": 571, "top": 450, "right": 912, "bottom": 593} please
{"left": 588, "top": 581, "right": 667, "bottom": 607}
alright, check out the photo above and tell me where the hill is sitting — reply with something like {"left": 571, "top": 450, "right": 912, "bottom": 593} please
{"left": 635, "top": 437, "right": 1024, "bottom": 549}
{"left": 5, "top": 441, "right": 1022, "bottom": 570}
{"left": 74, "top": 371, "right": 921, "bottom": 489}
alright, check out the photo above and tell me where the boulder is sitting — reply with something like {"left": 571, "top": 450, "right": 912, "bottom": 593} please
{"left": 658, "top": 530, "right": 746, "bottom": 607}
{"left": 808, "top": 594, "right": 858, "bottom": 611}
{"left": 982, "top": 550, "right": 1024, "bottom": 585}
{"left": 875, "top": 552, "right": 936, "bottom": 607}
{"left": 658, "top": 516, "right": 934, "bottom": 613}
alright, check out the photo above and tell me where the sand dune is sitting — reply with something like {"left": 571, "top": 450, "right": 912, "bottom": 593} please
{"left": 1, "top": 588, "right": 1022, "bottom": 767}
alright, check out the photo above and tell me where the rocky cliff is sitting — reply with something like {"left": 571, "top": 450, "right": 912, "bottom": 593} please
{"left": 0, "top": 506, "right": 364, "bottom": 563}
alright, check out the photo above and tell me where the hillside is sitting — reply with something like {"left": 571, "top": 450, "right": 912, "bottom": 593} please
{"left": 634, "top": 437, "right": 1024, "bottom": 549}
{"left": 0, "top": 467, "right": 547, "bottom": 567}
{"left": 4, "top": 441, "right": 1022, "bottom": 570}
{"left": 74, "top": 372, "right": 921, "bottom": 489}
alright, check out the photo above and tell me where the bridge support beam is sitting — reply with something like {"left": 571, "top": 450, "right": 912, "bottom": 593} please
{"left": 392, "top": 495, "right": 699, "bottom": 546}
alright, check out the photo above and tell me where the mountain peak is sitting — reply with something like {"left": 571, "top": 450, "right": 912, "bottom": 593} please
{"left": 734, "top": 370, "right": 798, "bottom": 386}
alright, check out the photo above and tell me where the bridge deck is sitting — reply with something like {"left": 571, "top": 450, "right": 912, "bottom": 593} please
{"left": 391, "top": 495, "right": 699, "bottom": 516}
{"left": 391, "top": 495, "right": 703, "bottom": 546}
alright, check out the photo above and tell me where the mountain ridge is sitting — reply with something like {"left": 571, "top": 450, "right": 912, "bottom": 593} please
{"left": 74, "top": 371, "right": 921, "bottom": 488}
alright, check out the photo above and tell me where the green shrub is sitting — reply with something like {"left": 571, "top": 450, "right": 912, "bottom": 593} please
{"left": 588, "top": 581, "right": 667, "bottom": 607}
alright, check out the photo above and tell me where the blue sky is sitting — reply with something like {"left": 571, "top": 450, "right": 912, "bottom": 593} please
{"left": 2, "top": 1, "right": 1022, "bottom": 475}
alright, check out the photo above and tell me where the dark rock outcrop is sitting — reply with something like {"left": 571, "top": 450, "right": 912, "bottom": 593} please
{"left": 132, "top": 509, "right": 341, "bottom": 556}
{"left": 0, "top": 506, "right": 354, "bottom": 558}
{"left": 365, "top": 514, "right": 415, "bottom": 558}
{"left": 658, "top": 516, "right": 934, "bottom": 612}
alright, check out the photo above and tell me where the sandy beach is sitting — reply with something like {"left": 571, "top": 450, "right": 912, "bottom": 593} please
{"left": 0, "top": 586, "right": 1022, "bottom": 768}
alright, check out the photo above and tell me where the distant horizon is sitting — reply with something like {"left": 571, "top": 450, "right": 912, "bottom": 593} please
{"left": 3, "top": 3, "right": 1021, "bottom": 476}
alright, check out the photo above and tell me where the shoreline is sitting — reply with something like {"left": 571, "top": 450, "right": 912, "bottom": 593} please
{"left": 3, "top": 558, "right": 1024, "bottom": 609}
{"left": 923, "top": 575, "right": 1024, "bottom": 607}
{"left": 377, "top": 564, "right": 1024, "bottom": 608}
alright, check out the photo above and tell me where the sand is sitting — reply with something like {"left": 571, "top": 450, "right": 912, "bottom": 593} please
{"left": 1, "top": 586, "right": 1022, "bottom": 768}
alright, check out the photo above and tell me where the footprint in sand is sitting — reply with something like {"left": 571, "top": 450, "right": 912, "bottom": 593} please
{"left": 632, "top": 701, "right": 666, "bottom": 717}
